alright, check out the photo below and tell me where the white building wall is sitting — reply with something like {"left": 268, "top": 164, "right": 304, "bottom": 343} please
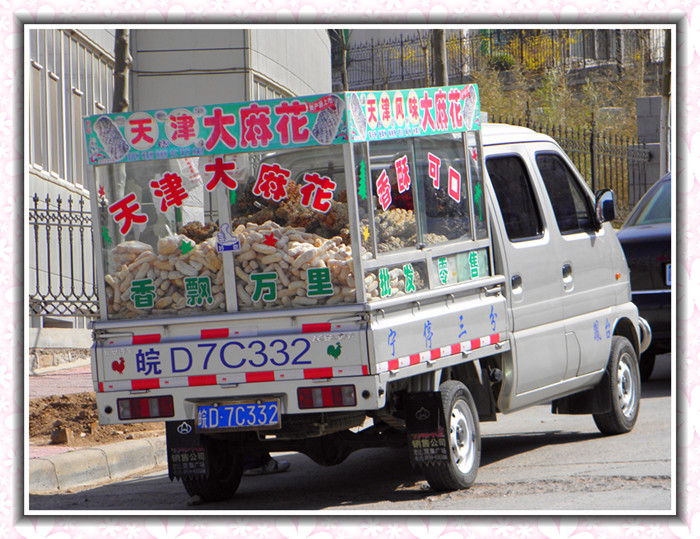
{"left": 130, "top": 29, "right": 248, "bottom": 110}
{"left": 131, "top": 28, "right": 331, "bottom": 111}
{"left": 247, "top": 28, "right": 331, "bottom": 99}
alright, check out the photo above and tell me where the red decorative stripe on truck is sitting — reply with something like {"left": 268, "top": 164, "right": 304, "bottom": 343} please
{"left": 132, "top": 334, "right": 161, "bottom": 345}
{"left": 188, "top": 375, "right": 217, "bottom": 386}
{"left": 376, "top": 333, "right": 502, "bottom": 374}
{"left": 246, "top": 371, "right": 275, "bottom": 383}
{"left": 201, "top": 328, "right": 229, "bottom": 340}
{"left": 304, "top": 367, "right": 334, "bottom": 379}
{"left": 131, "top": 378, "right": 160, "bottom": 390}
{"left": 302, "top": 323, "right": 332, "bottom": 333}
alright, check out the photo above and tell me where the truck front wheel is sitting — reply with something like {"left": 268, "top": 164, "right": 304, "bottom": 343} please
{"left": 593, "top": 336, "right": 641, "bottom": 435}
{"left": 421, "top": 381, "right": 481, "bottom": 491}
{"left": 182, "top": 438, "right": 243, "bottom": 502}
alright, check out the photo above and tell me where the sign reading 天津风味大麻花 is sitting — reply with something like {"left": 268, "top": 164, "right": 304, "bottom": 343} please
{"left": 83, "top": 85, "right": 481, "bottom": 166}
{"left": 345, "top": 84, "right": 481, "bottom": 143}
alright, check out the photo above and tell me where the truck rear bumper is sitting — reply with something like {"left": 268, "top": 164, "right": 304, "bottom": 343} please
{"left": 94, "top": 373, "right": 387, "bottom": 426}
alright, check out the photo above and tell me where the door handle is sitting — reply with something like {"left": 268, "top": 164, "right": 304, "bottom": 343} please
{"left": 562, "top": 263, "right": 573, "bottom": 280}
{"left": 511, "top": 275, "right": 522, "bottom": 290}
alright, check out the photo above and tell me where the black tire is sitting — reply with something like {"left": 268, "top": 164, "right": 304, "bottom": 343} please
{"left": 639, "top": 348, "right": 656, "bottom": 382}
{"left": 593, "top": 336, "right": 641, "bottom": 435}
{"left": 182, "top": 438, "right": 243, "bottom": 502}
{"left": 420, "top": 381, "right": 481, "bottom": 491}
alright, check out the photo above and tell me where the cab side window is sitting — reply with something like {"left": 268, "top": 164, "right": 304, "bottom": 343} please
{"left": 536, "top": 153, "right": 595, "bottom": 234}
{"left": 486, "top": 155, "right": 544, "bottom": 242}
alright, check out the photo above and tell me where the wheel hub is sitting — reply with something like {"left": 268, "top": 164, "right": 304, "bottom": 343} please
{"left": 617, "top": 353, "right": 636, "bottom": 418}
{"left": 450, "top": 400, "right": 476, "bottom": 473}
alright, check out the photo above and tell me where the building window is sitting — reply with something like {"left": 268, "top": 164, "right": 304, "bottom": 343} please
{"left": 28, "top": 29, "right": 114, "bottom": 189}
{"left": 253, "top": 76, "right": 290, "bottom": 102}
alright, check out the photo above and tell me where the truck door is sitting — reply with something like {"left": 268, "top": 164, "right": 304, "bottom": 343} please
{"left": 532, "top": 147, "right": 616, "bottom": 376}
{"left": 484, "top": 148, "right": 569, "bottom": 396}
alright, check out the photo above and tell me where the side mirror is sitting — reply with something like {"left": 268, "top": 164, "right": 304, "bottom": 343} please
{"left": 595, "top": 189, "right": 615, "bottom": 227}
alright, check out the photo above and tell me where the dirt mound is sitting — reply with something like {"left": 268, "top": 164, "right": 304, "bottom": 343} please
{"left": 29, "top": 392, "right": 164, "bottom": 448}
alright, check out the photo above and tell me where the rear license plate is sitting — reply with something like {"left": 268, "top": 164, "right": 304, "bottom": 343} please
{"left": 666, "top": 263, "right": 672, "bottom": 287}
{"left": 196, "top": 399, "right": 281, "bottom": 432}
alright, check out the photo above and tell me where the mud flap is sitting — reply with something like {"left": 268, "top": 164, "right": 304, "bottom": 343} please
{"left": 166, "top": 420, "right": 207, "bottom": 481}
{"left": 405, "top": 392, "right": 449, "bottom": 468}
{"left": 551, "top": 371, "right": 612, "bottom": 415}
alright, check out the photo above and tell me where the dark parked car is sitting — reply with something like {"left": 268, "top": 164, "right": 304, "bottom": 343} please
{"left": 617, "top": 173, "right": 672, "bottom": 380}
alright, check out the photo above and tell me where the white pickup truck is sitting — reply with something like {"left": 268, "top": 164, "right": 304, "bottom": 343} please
{"left": 83, "top": 84, "right": 650, "bottom": 502}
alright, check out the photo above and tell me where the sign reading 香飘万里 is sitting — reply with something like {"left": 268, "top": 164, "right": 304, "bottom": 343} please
{"left": 83, "top": 85, "right": 481, "bottom": 166}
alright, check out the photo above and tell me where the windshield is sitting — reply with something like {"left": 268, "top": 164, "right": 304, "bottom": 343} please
{"left": 626, "top": 179, "right": 671, "bottom": 227}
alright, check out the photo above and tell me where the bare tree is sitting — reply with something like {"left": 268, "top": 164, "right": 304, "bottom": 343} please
{"left": 330, "top": 29, "right": 351, "bottom": 92}
{"left": 432, "top": 29, "right": 448, "bottom": 86}
{"left": 110, "top": 29, "right": 131, "bottom": 212}
{"left": 112, "top": 30, "right": 131, "bottom": 113}
{"left": 417, "top": 30, "right": 431, "bottom": 87}
{"left": 659, "top": 28, "right": 671, "bottom": 175}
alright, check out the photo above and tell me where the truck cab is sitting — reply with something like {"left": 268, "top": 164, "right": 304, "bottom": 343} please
{"left": 83, "top": 85, "right": 648, "bottom": 502}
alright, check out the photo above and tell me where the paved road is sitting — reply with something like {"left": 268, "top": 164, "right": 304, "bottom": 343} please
{"left": 28, "top": 359, "right": 673, "bottom": 512}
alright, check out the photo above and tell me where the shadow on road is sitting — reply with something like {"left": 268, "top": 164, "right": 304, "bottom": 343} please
{"left": 29, "top": 447, "right": 431, "bottom": 512}
{"left": 480, "top": 430, "right": 601, "bottom": 468}
{"left": 641, "top": 378, "right": 672, "bottom": 399}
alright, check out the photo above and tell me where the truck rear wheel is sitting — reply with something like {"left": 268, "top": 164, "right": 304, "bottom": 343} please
{"left": 593, "top": 336, "right": 641, "bottom": 435}
{"left": 182, "top": 438, "right": 243, "bottom": 502}
{"left": 421, "top": 381, "right": 481, "bottom": 491}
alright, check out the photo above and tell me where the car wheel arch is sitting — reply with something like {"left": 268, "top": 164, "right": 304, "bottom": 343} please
{"left": 613, "top": 316, "right": 640, "bottom": 360}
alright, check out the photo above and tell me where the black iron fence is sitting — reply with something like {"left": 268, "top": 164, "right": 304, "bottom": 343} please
{"left": 333, "top": 29, "right": 664, "bottom": 91}
{"left": 29, "top": 194, "right": 99, "bottom": 318}
{"left": 492, "top": 110, "right": 651, "bottom": 216}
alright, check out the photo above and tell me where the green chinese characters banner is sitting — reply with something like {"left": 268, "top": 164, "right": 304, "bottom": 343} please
{"left": 344, "top": 84, "right": 481, "bottom": 143}
{"left": 83, "top": 93, "right": 349, "bottom": 165}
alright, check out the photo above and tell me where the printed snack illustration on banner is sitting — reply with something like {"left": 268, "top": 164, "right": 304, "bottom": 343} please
{"left": 93, "top": 116, "right": 130, "bottom": 162}
{"left": 348, "top": 93, "right": 368, "bottom": 140}
{"left": 311, "top": 94, "right": 346, "bottom": 145}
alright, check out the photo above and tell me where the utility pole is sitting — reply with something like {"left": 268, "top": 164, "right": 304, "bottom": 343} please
{"left": 659, "top": 29, "right": 671, "bottom": 176}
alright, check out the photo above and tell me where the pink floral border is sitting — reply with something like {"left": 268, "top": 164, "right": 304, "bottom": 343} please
{"left": 16, "top": 7, "right": 691, "bottom": 537}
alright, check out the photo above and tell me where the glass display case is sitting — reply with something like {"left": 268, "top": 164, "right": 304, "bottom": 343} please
{"left": 85, "top": 85, "right": 492, "bottom": 320}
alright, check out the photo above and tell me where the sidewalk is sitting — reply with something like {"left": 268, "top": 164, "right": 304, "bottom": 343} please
{"left": 30, "top": 360, "right": 93, "bottom": 399}
{"left": 28, "top": 361, "right": 167, "bottom": 495}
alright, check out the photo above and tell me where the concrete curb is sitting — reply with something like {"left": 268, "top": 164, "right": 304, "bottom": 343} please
{"left": 29, "top": 436, "right": 166, "bottom": 494}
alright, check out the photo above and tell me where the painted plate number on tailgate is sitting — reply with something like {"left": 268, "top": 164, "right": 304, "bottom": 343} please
{"left": 196, "top": 399, "right": 281, "bottom": 432}
{"left": 666, "top": 264, "right": 672, "bottom": 287}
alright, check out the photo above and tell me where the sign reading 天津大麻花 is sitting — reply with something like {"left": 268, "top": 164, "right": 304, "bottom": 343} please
{"left": 83, "top": 93, "right": 348, "bottom": 165}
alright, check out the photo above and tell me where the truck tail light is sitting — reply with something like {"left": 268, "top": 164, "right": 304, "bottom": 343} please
{"left": 297, "top": 385, "right": 356, "bottom": 410}
{"left": 117, "top": 396, "right": 174, "bottom": 420}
